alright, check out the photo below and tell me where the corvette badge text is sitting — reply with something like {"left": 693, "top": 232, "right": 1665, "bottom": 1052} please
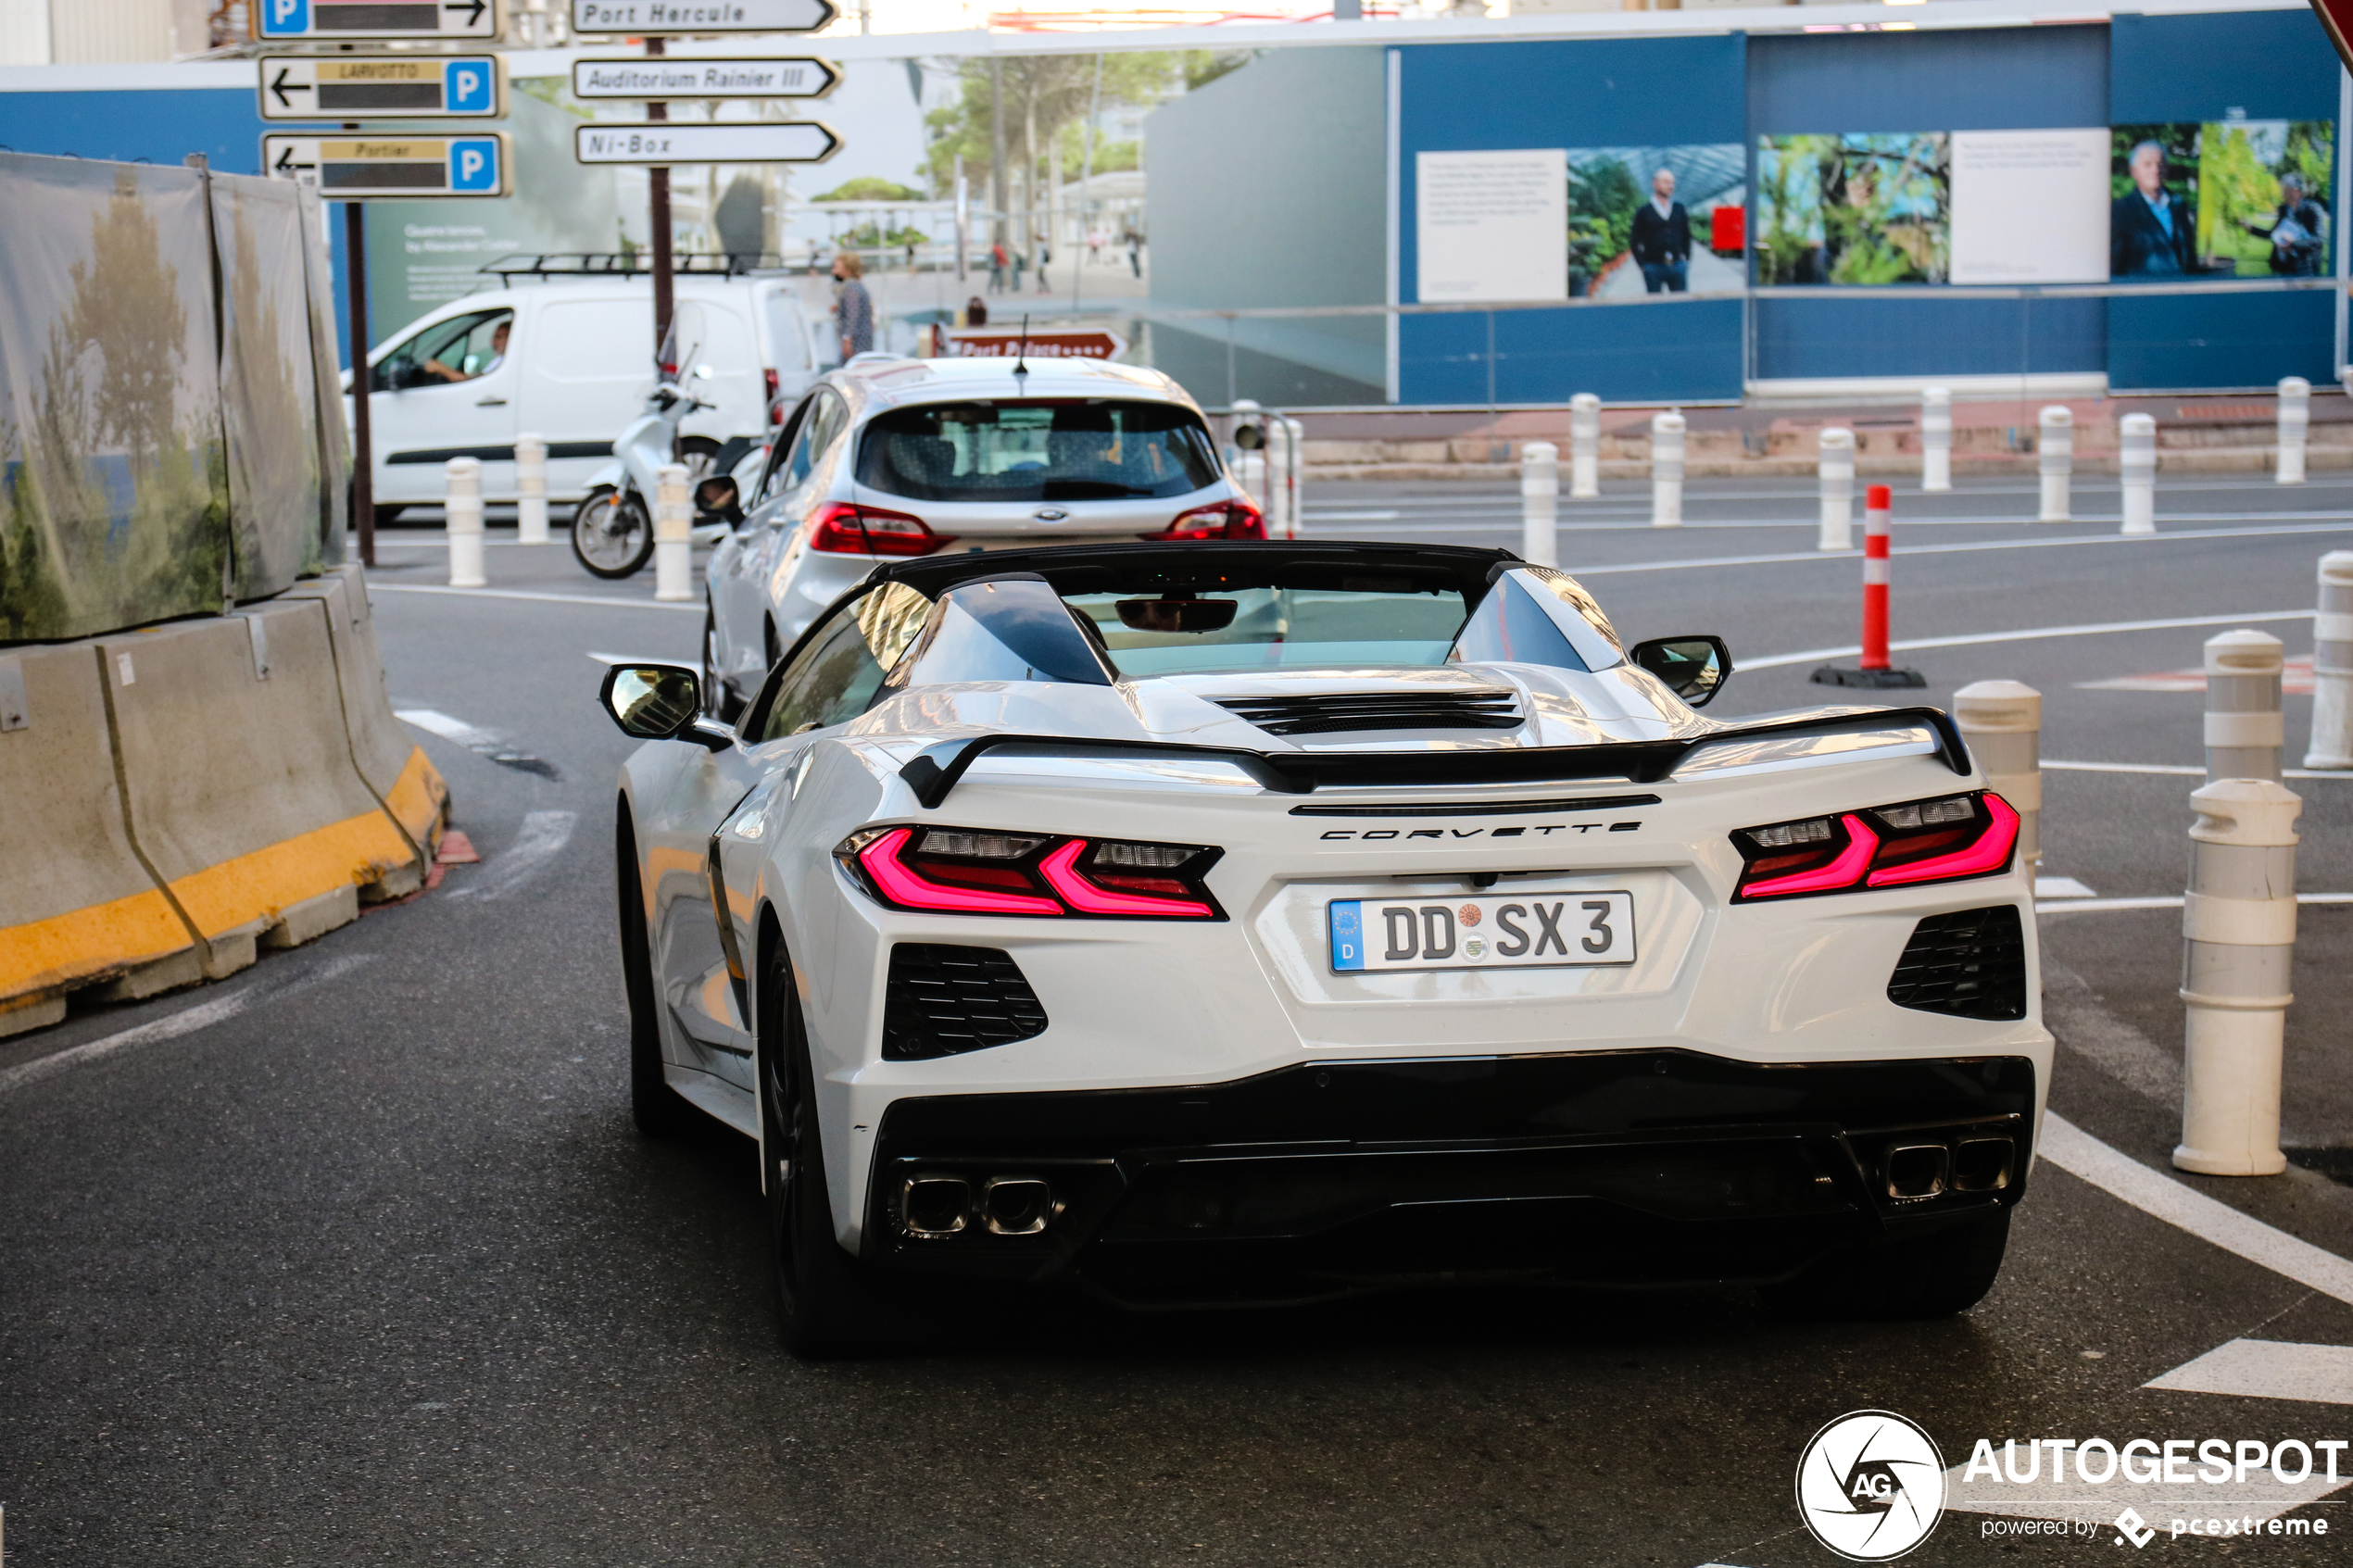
{"left": 1795, "top": 1411, "right": 2344, "bottom": 1560}
{"left": 1315, "top": 822, "right": 1642, "bottom": 840}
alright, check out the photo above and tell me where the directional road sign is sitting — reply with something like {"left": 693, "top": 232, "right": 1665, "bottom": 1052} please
{"left": 569, "top": 0, "right": 836, "bottom": 35}
{"left": 573, "top": 121, "right": 840, "bottom": 165}
{"left": 258, "top": 56, "right": 505, "bottom": 120}
{"left": 262, "top": 133, "right": 510, "bottom": 197}
{"left": 254, "top": 0, "right": 501, "bottom": 40}
{"left": 570, "top": 56, "right": 839, "bottom": 100}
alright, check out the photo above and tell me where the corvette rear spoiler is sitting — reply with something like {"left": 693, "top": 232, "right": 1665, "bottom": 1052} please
{"left": 898, "top": 707, "right": 1971, "bottom": 809}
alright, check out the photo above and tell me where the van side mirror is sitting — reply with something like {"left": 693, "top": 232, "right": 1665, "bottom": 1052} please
{"left": 598, "top": 663, "right": 733, "bottom": 749}
{"left": 1628, "top": 635, "right": 1732, "bottom": 708}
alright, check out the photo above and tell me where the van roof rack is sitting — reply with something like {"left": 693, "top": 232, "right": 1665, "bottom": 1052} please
{"left": 480, "top": 252, "right": 787, "bottom": 282}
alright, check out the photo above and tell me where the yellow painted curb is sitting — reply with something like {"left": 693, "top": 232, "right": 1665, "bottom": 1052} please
{"left": 0, "top": 888, "right": 193, "bottom": 997}
{"left": 170, "top": 809, "right": 417, "bottom": 941}
{"left": 384, "top": 745, "right": 449, "bottom": 848}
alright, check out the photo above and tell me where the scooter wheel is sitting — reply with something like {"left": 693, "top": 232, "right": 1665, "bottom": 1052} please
{"left": 572, "top": 486, "right": 655, "bottom": 580}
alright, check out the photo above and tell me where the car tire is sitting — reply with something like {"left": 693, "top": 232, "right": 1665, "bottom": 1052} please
{"left": 617, "top": 812, "right": 693, "bottom": 1139}
{"left": 759, "top": 940, "right": 910, "bottom": 1358}
{"left": 373, "top": 504, "right": 406, "bottom": 527}
{"left": 702, "top": 602, "right": 744, "bottom": 724}
{"left": 573, "top": 485, "right": 655, "bottom": 580}
{"left": 1761, "top": 1207, "right": 2011, "bottom": 1321}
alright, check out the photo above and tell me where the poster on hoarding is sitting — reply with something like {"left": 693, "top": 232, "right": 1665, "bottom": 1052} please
{"left": 2109, "top": 120, "right": 2334, "bottom": 279}
{"left": 1563, "top": 144, "right": 1745, "bottom": 297}
{"left": 1947, "top": 128, "right": 2109, "bottom": 283}
{"left": 1755, "top": 133, "right": 1950, "bottom": 284}
{"left": 1416, "top": 149, "right": 1567, "bottom": 304}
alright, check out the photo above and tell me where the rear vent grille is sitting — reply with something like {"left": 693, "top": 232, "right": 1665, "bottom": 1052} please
{"left": 884, "top": 945, "right": 1050, "bottom": 1060}
{"left": 1887, "top": 906, "right": 2027, "bottom": 1021}
{"left": 1216, "top": 690, "right": 1521, "bottom": 735}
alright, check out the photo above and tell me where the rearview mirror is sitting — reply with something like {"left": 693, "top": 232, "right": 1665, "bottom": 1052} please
{"left": 598, "top": 662, "right": 732, "bottom": 749}
{"left": 1115, "top": 596, "right": 1239, "bottom": 634}
{"left": 1628, "top": 635, "right": 1732, "bottom": 708}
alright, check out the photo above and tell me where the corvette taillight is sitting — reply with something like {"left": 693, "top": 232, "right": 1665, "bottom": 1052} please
{"left": 809, "top": 501, "right": 956, "bottom": 557}
{"left": 1143, "top": 498, "right": 1265, "bottom": 542}
{"left": 1731, "top": 792, "right": 2019, "bottom": 902}
{"left": 836, "top": 827, "right": 1223, "bottom": 919}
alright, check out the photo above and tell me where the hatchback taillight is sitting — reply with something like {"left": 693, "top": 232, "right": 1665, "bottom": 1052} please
{"left": 1144, "top": 498, "right": 1265, "bottom": 542}
{"left": 1731, "top": 792, "right": 2019, "bottom": 902}
{"left": 765, "top": 368, "right": 781, "bottom": 423}
{"left": 808, "top": 501, "right": 955, "bottom": 557}
{"left": 837, "top": 826, "right": 1222, "bottom": 919}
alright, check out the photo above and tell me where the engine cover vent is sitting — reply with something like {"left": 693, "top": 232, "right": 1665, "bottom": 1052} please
{"left": 1886, "top": 906, "right": 2027, "bottom": 1022}
{"left": 1215, "top": 690, "right": 1521, "bottom": 736}
{"left": 884, "top": 944, "right": 1050, "bottom": 1060}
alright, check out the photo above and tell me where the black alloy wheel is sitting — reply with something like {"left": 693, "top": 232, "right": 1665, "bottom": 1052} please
{"left": 759, "top": 940, "right": 906, "bottom": 1358}
{"left": 618, "top": 812, "right": 692, "bottom": 1138}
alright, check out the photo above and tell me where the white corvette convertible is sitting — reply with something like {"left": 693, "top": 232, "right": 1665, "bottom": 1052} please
{"left": 600, "top": 540, "right": 2048, "bottom": 1356}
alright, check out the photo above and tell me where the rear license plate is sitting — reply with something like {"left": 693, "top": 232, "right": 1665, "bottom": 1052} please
{"left": 1327, "top": 893, "right": 1636, "bottom": 973}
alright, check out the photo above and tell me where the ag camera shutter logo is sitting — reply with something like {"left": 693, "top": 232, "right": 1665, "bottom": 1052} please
{"left": 1795, "top": 1410, "right": 1947, "bottom": 1561}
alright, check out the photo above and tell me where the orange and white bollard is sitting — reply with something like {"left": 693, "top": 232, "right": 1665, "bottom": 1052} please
{"left": 1810, "top": 483, "right": 1925, "bottom": 689}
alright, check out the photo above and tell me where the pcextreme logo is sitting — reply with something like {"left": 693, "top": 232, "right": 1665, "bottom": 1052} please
{"left": 1795, "top": 1410, "right": 1947, "bottom": 1562}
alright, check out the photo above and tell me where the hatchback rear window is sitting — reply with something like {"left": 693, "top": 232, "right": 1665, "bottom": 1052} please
{"left": 855, "top": 399, "right": 1221, "bottom": 503}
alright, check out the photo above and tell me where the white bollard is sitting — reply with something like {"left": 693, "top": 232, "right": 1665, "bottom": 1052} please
{"left": 2037, "top": 405, "right": 2072, "bottom": 521}
{"left": 1649, "top": 411, "right": 1684, "bottom": 528}
{"left": 444, "top": 456, "right": 485, "bottom": 588}
{"left": 1954, "top": 681, "right": 2042, "bottom": 868}
{"left": 2303, "top": 551, "right": 2353, "bottom": 769}
{"left": 1279, "top": 416, "right": 1306, "bottom": 539}
{"left": 2204, "top": 629, "right": 2284, "bottom": 784}
{"left": 1519, "top": 440, "right": 1558, "bottom": 568}
{"left": 514, "top": 433, "right": 549, "bottom": 546}
{"left": 2277, "top": 376, "right": 2310, "bottom": 485}
{"left": 2119, "top": 413, "right": 2157, "bottom": 535}
{"left": 1569, "top": 393, "right": 1601, "bottom": 500}
{"left": 653, "top": 462, "right": 693, "bottom": 604}
{"left": 1920, "top": 386, "right": 1953, "bottom": 492}
{"left": 2174, "top": 777, "right": 2301, "bottom": 1178}
{"left": 1235, "top": 449, "right": 1267, "bottom": 511}
{"left": 1817, "top": 427, "right": 1856, "bottom": 550}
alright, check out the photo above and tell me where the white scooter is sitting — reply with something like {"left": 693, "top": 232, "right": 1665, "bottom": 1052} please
{"left": 571, "top": 366, "right": 747, "bottom": 580}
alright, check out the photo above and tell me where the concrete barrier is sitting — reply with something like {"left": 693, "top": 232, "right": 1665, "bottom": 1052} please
{"left": 0, "top": 644, "right": 201, "bottom": 1036}
{"left": 280, "top": 563, "right": 448, "bottom": 862}
{"left": 99, "top": 597, "right": 422, "bottom": 978}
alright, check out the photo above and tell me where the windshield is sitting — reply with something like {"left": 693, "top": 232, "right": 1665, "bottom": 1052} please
{"left": 856, "top": 398, "right": 1221, "bottom": 504}
{"left": 1067, "top": 585, "right": 1470, "bottom": 676}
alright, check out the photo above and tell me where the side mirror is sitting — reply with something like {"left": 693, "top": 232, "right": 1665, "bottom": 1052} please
{"left": 598, "top": 662, "right": 733, "bottom": 749}
{"left": 693, "top": 363, "right": 715, "bottom": 381}
{"left": 695, "top": 475, "right": 743, "bottom": 527}
{"left": 1232, "top": 421, "right": 1265, "bottom": 451}
{"left": 1628, "top": 634, "right": 1732, "bottom": 708}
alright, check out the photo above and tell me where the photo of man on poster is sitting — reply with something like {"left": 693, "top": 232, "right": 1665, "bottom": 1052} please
{"left": 2111, "top": 137, "right": 2204, "bottom": 275}
{"left": 1629, "top": 168, "right": 1692, "bottom": 293}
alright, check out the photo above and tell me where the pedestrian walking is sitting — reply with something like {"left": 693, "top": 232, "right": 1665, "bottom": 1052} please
{"left": 1012, "top": 244, "right": 1026, "bottom": 293}
{"left": 988, "top": 239, "right": 1008, "bottom": 293}
{"left": 1035, "top": 238, "right": 1052, "bottom": 294}
{"left": 833, "top": 250, "right": 874, "bottom": 363}
{"left": 1124, "top": 226, "right": 1142, "bottom": 279}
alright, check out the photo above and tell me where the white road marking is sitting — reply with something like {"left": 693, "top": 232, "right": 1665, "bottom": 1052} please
{"left": 396, "top": 709, "right": 559, "bottom": 779}
{"left": 447, "top": 810, "right": 578, "bottom": 902}
{"left": 2039, "top": 894, "right": 2353, "bottom": 914}
{"left": 2034, "top": 876, "right": 2097, "bottom": 898}
{"left": 0, "top": 953, "right": 375, "bottom": 1101}
{"left": 2145, "top": 1339, "right": 2353, "bottom": 1405}
{"left": 1742, "top": 609, "right": 2315, "bottom": 671}
{"left": 371, "top": 583, "right": 698, "bottom": 613}
{"left": 2038, "top": 1111, "right": 2353, "bottom": 1307}
{"left": 1561, "top": 521, "right": 2353, "bottom": 580}
{"left": 2045, "top": 759, "right": 2350, "bottom": 781}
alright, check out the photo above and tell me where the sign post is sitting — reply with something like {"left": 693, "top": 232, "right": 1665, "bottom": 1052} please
{"left": 567, "top": 0, "right": 842, "bottom": 369}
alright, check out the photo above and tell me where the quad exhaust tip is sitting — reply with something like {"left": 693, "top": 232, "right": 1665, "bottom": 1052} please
{"left": 899, "top": 1173, "right": 1057, "bottom": 1238}
{"left": 1881, "top": 1135, "right": 2015, "bottom": 1200}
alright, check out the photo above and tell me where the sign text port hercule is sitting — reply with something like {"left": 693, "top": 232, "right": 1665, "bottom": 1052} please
{"left": 569, "top": 0, "right": 837, "bottom": 32}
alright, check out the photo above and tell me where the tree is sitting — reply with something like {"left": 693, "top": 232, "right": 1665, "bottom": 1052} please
{"left": 816, "top": 176, "right": 926, "bottom": 203}
{"left": 922, "top": 53, "right": 1179, "bottom": 200}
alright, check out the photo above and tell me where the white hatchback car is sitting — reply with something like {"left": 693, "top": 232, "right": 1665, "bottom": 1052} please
{"left": 699, "top": 356, "right": 1259, "bottom": 718}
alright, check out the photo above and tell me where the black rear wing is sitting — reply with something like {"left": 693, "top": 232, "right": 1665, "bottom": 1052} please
{"left": 898, "top": 708, "right": 1970, "bottom": 809}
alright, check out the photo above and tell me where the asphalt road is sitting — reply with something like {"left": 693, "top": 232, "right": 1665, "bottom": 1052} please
{"left": 5, "top": 474, "right": 2353, "bottom": 1567}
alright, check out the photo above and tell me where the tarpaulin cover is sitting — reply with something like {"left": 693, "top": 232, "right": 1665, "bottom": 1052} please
{"left": 213, "top": 171, "right": 325, "bottom": 596}
{"left": 0, "top": 154, "right": 230, "bottom": 640}
{"left": 296, "top": 182, "right": 351, "bottom": 561}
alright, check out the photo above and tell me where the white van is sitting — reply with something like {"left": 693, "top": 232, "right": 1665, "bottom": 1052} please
{"left": 348, "top": 270, "right": 824, "bottom": 517}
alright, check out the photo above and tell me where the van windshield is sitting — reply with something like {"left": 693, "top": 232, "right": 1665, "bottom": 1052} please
{"left": 855, "top": 399, "right": 1221, "bottom": 504}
